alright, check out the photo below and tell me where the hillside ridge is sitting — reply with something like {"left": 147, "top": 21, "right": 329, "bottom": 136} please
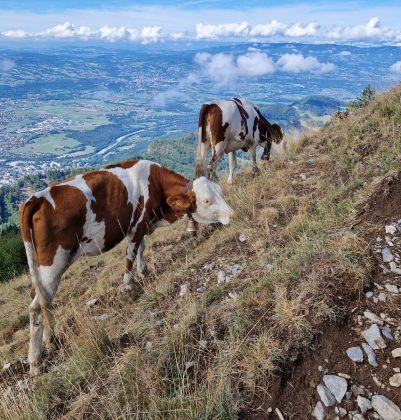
{"left": 0, "top": 84, "right": 401, "bottom": 419}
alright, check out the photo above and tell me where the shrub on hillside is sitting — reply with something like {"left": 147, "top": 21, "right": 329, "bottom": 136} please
{"left": 0, "top": 226, "right": 27, "bottom": 282}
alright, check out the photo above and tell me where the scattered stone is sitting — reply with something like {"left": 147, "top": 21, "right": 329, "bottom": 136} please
{"left": 394, "top": 368, "right": 401, "bottom": 373}
{"left": 351, "top": 384, "right": 365, "bottom": 397}
{"left": 362, "top": 344, "right": 379, "bottom": 368}
{"left": 267, "top": 407, "right": 273, "bottom": 413}
{"left": 179, "top": 283, "right": 191, "bottom": 297}
{"left": 217, "top": 271, "right": 226, "bottom": 284}
{"left": 364, "top": 310, "right": 384, "bottom": 325}
{"left": 381, "top": 325, "right": 394, "bottom": 341}
{"left": 390, "top": 262, "right": 401, "bottom": 275}
{"left": 86, "top": 298, "right": 98, "bottom": 307}
{"left": 145, "top": 341, "right": 152, "bottom": 351}
{"left": 226, "top": 264, "right": 241, "bottom": 275}
{"left": 352, "top": 414, "right": 364, "bottom": 420}
{"left": 91, "top": 313, "right": 110, "bottom": 321}
{"left": 375, "top": 282, "right": 384, "bottom": 290}
{"left": 338, "top": 407, "right": 347, "bottom": 418}
{"left": 228, "top": 291, "right": 239, "bottom": 300}
{"left": 318, "top": 365, "right": 324, "bottom": 372}
{"left": 312, "top": 401, "right": 325, "bottom": 420}
{"left": 345, "top": 391, "right": 352, "bottom": 400}
{"left": 196, "top": 287, "right": 205, "bottom": 293}
{"left": 317, "top": 384, "right": 336, "bottom": 407}
{"left": 384, "top": 283, "right": 399, "bottom": 294}
{"left": 357, "top": 396, "right": 372, "bottom": 414}
{"left": 382, "top": 247, "right": 394, "bottom": 262}
{"left": 264, "top": 263, "right": 273, "bottom": 271}
{"left": 185, "top": 361, "right": 195, "bottom": 370}
{"left": 16, "top": 379, "right": 30, "bottom": 392}
{"left": 392, "top": 348, "right": 401, "bottom": 358}
{"left": 371, "top": 395, "right": 401, "bottom": 420}
{"left": 372, "top": 375, "right": 384, "bottom": 388}
{"left": 386, "top": 237, "right": 395, "bottom": 246}
{"left": 346, "top": 346, "right": 364, "bottom": 363}
{"left": 199, "top": 340, "right": 207, "bottom": 348}
{"left": 203, "top": 263, "right": 214, "bottom": 271}
{"left": 323, "top": 375, "right": 347, "bottom": 403}
{"left": 238, "top": 234, "right": 247, "bottom": 242}
{"left": 366, "top": 291, "right": 374, "bottom": 298}
{"left": 300, "top": 173, "right": 307, "bottom": 181}
{"left": 378, "top": 292, "right": 387, "bottom": 302}
{"left": 275, "top": 408, "right": 285, "bottom": 420}
{"left": 338, "top": 373, "right": 351, "bottom": 379}
{"left": 373, "top": 297, "right": 379, "bottom": 303}
{"left": 389, "top": 373, "right": 401, "bottom": 387}
{"left": 386, "top": 225, "right": 398, "bottom": 235}
{"left": 2, "top": 362, "right": 11, "bottom": 371}
{"left": 361, "top": 324, "right": 387, "bottom": 350}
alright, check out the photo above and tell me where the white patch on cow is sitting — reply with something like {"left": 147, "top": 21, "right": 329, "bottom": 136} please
{"left": 104, "top": 160, "right": 154, "bottom": 234}
{"left": 38, "top": 245, "right": 70, "bottom": 302}
{"left": 34, "top": 189, "right": 56, "bottom": 209}
{"left": 192, "top": 177, "right": 233, "bottom": 225}
{"left": 60, "top": 175, "right": 96, "bottom": 203}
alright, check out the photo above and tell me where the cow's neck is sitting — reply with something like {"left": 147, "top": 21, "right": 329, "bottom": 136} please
{"left": 155, "top": 165, "right": 189, "bottom": 200}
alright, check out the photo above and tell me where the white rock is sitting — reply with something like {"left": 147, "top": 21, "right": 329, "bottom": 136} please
{"left": 346, "top": 346, "right": 364, "bottom": 363}
{"left": 265, "top": 263, "right": 273, "bottom": 271}
{"left": 362, "top": 343, "right": 378, "bottom": 368}
{"left": 338, "top": 407, "right": 347, "bottom": 417}
{"left": 381, "top": 326, "right": 394, "bottom": 340}
{"left": 179, "top": 283, "right": 191, "bottom": 297}
{"left": 392, "top": 348, "right": 401, "bottom": 358}
{"left": 372, "top": 375, "right": 384, "bottom": 388}
{"left": 185, "top": 361, "right": 194, "bottom": 370}
{"left": 228, "top": 291, "right": 239, "bottom": 300}
{"left": 361, "top": 324, "right": 387, "bottom": 350}
{"left": 386, "top": 225, "right": 398, "bottom": 235}
{"left": 196, "top": 287, "right": 205, "bottom": 293}
{"left": 352, "top": 415, "right": 364, "bottom": 420}
{"left": 375, "top": 282, "right": 384, "bottom": 290}
{"left": 382, "top": 247, "right": 394, "bottom": 262}
{"left": 317, "top": 384, "right": 336, "bottom": 407}
{"left": 389, "top": 262, "right": 401, "bottom": 275}
{"left": 199, "top": 340, "right": 208, "bottom": 348}
{"left": 217, "top": 271, "right": 226, "bottom": 284}
{"left": 378, "top": 292, "right": 387, "bottom": 302}
{"left": 2, "top": 362, "right": 11, "bottom": 371}
{"left": 226, "top": 264, "right": 241, "bottom": 275}
{"left": 203, "top": 263, "right": 214, "bottom": 271}
{"left": 312, "top": 401, "right": 325, "bottom": 420}
{"left": 366, "top": 291, "right": 374, "bottom": 298}
{"left": 145, "top": 341, "right": 152, "bottom": 351}
{"left": 389, "top": 373, "right": 401, "bottom": 387}
{"left": 338, "top": 373, "right": 351, "bottom": 379}
{"left": 239, "top": 234, "right": 247, "bottom": 242}
{"left": 300, "top": 173, "right": 307, "bottom": 181}
{"left": 364, "top": 310, "right": 384, "bottom": 325}
{"left": 373, "top": 297, "right": 379, "bottom": 303}
{"left": 384, "top": 283, "right": 399, "bottom": 294}
{"left": 357, "top": 396, "right": 372, "bottom": 414}
{"left": 394, "top": 368, "right": 401, "bottom": 373}
{"left": 86, "top": 298, "right": 98, "bottom": 307}
{"left": 91, "top": 313, "right": 110, "bottom": 321}
{"left": 371, "top": 395, "right": 401, "bottom": 420}
{"left": 323, "top": 375, "right": 347, "bottom": 403}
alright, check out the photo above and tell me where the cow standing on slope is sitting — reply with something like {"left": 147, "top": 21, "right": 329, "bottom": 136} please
{"left": 19, "top": 160, "right": 233, "bottom": 376}
{"left": 195, "top": 98, "right": 283, "bottom": 184}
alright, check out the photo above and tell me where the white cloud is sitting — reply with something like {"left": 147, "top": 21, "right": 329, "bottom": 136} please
{"left": 390, "top": 61, "right": 401, "bottom": 73}
{"left": 3, "top": 17, "right": 399, "bottom": 44}
{"left": 196, "top": 21, "right": 250, "bottom": 40}
{"left": 276, "top": 53, "right": 336, "bottom": 74}
{"left": 0, "top": 58, "right": 15, "bottom": 73}
{"left": 338, "top": 51, "right": 352, "bottom": 57}
{"left": 327, "top": 17, "right": 401, "bottom": 41}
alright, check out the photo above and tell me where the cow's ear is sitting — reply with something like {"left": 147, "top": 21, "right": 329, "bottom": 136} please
{"left": 167, "top": 193, "right": 191, "bottom": 212}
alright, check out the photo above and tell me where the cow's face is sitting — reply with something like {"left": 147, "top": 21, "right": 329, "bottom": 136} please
{"left": 260, "top": 122, "right": 283, "bottom": 145}
{"left": 192, "top": 177, "right": 233, "bottom": 225}
{"left": 166, "top": 177, "right": 233, "bottom": 225}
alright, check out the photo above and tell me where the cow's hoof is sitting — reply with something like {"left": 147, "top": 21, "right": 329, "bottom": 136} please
{"left": 137, "top": 267, "right": 148, "bottom": 280}
{"left": 252, "top": 167, "right": 261, "bottom": 176}
{"left": 119, "top": 283, "right": 134, "bottom": 292}
{"left": 227, "top": 178, "right": 233, "bottom": 185}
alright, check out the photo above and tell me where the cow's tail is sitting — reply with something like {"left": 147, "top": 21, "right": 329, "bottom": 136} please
{"left": 19, "top": 198, "right": 47, "bottom": 304}
{"left": 195, "top": 104, "right": 210, "bottom": 178}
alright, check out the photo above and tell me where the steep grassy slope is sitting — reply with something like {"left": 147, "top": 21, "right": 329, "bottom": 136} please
{"left": 0, "top": 84, "right": 400, "bottom": 419}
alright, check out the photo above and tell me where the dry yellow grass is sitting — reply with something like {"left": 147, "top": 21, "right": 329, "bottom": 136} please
{"left": 1, "top": 84, "right": 401, "bottom": 418}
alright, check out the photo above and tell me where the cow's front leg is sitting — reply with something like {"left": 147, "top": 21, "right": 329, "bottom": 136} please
{"left": 208, "top": 142, "right": 225, "bottom": 181}
{"left": 123, "top": 239, "right": 139, "bottom": 289}
{"left": 249, "top": 146, "right": 260, "bottom": 176}
{"left": 227, "top": 151, "right": 237, "bottom": 184}
{"left": 136, "top": 239, "right": 148, "bottom": 278}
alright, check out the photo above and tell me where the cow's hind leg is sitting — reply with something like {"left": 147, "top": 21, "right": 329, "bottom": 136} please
{"left": 123, "top": 239, "right": 139, "bottom": 288}
{"left": 28, "top": 294, "right": 44, "bottom": 377}
{"left": 227, "top": 151, "right": 237, "bottom": 184}
{"left": 208, "top": 141, "right": 225, "bottom": 181}
{"left": 136, "top": 239, "right": 148, "bottom": 279}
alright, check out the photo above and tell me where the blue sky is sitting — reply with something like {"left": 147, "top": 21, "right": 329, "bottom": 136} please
{"left": 0, "top": 1, "right": 401, "bottom": 44}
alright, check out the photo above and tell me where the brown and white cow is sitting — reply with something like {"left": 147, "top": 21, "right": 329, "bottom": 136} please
{"left": 19, "top": 159, "right": 233, "bottom": 376}
{"left": 195, "top": 98, "right": 283, "bottom": 184}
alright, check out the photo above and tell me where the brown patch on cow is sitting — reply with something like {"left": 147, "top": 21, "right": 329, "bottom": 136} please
{"left": 233, "top": 97, "right": 242, "bottom": 105}
{"left": 205, "top": 104, "right": 229, "bottom": 146}
{"left": 83, "top": 171, "right": 134, "bottom": 251}
{"left": 28, "top": 185, "right": 87, "bottom": 266}
{"left": 105, "top": 160, "right": 139, "bottom": 170}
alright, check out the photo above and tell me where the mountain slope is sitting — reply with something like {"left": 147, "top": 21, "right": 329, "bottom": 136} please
{"left": 0, "top": 84, "right": 401, "bottom": 419}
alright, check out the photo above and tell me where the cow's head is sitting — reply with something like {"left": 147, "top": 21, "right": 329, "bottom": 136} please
{"left": 259, "top": 120, "right": 284, "bottom": 145}
{"left": 167, "top": 177, "right": 233, "bottom": 225}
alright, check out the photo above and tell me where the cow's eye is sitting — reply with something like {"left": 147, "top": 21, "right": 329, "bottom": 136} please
{"left": 204, "top": 199, "right": 211, "bottom": 205}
